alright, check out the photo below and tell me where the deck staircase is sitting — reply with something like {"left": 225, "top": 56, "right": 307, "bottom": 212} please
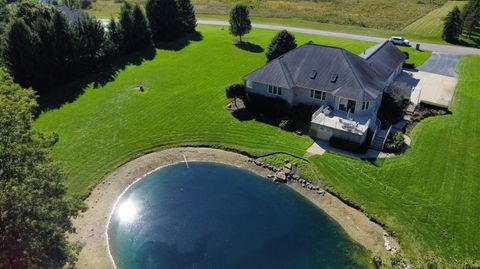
{"left": 370, "top": 129, "right": 388, "bottom": 151}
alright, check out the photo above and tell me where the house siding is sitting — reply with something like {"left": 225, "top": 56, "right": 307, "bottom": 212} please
{"left": 245, "top": 81, "right": 294, "bottom": 104}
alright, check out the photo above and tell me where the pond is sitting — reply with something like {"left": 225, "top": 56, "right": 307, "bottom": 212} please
{"left": 108, "top": 162, "right": 367, "bottom": 269}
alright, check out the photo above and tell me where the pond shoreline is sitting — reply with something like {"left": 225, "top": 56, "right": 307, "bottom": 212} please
{"left": 70, "top": 147, "right": 399, "bottom": 269}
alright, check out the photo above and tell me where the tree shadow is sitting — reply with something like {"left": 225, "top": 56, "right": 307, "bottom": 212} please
{"left": 38, "top": 31, "right": 204, "bottom": 111}
{"left": 155, "top": 31, "right": 203, "bottom": 51}
{"left": 38, "top": 47, "right": 157, "bottom": 110}
{"left": 235, "top": 41, "right": 264, "bottom": 53}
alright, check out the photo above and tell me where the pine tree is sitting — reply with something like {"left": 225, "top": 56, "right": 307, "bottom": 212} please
{"left": 265, "top": 30, "right": 297, "bottom": 62}
{"left": 229, "top": 4, "right": 251, "bottom": 43}
{"left": 131, "top": 4, "right": 152, "bottom": 48}
{"left": 1, "top": 18, "right": 39, "bottom": 88}
{"left": 71, "top": 14, "right": 106, "bottom": 71}
{"left": 106, "top": 17, "right": 121, "bottom": 57}
{"left": 146, "top": 0, "right": 183, "bottom": 42}
{"left": 178, "top": 0, "right": 196, "bottom": 33}
{"left": 462, "top": 0, "right": 480, "bottom": 38}
{"left": 443, "top": 6, "right": 463, "bottom": 42}
{"left": 119, "top": 2, "right": 135, "bottom": 53}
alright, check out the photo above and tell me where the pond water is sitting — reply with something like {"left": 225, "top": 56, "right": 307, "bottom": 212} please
{"left": 108, "top": 162, "right": 367, "bottom": 269}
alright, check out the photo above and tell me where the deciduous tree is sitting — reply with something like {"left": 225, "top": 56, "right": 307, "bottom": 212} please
{"left": 229, "top": 4, "right": 251, "bottom": 43}
{"left": 0, "top": 74, "right": 84, "bottom": 269}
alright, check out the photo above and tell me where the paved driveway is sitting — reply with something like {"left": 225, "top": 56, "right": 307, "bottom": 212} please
{"left": 395, "top": 70, "right": 457, "bottom": 107}
{"left": 417, "top": 53, "right": 460, "bottom": 77}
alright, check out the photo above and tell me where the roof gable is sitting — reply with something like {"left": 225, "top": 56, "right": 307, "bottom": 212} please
{"left": 365, "top": 41, "right": 407, "bottom": 81}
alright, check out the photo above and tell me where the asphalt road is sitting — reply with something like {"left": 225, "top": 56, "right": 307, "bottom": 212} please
{"left": 198, "top": 20, "right": 480, "bottom": 56}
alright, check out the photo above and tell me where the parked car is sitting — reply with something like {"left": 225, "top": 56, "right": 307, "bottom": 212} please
{"left": 390, "top": 36, "right": 410, "bottom": 46}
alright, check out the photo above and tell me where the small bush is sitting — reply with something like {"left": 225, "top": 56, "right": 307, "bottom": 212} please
{"left": 383, "top": 132, "right": 404, "bottom": 153}
{"left": 244, "top": 92, "right": 291, "bottom": 117}
{"left": 377, "top": 93, "right": 406, "bottom": 127}
{"left": 292, "top": 103, "right": 320, "bottom": 122}
{"left": 411, "top": 103, "right": 449, "bottom": 122}
{"left": 372, "top": 256, "right": 383, "bottom": 269}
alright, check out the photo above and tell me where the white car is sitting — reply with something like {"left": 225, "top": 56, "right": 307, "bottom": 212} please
{"left": 390, "top": 36, "right": 410, "bottom": 46}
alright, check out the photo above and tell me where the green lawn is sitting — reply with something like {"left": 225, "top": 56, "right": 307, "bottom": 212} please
{"left": 33, "top": 24, "right": 474, "bottom": 266}
{"left": 310, "top": 56, "right": 480, "bottom": 265}
{"left": 35, "top": 24, "right": 400, "bottom": 195}
{"left": 402, "top": 1, "right": 468, "bottom": 44}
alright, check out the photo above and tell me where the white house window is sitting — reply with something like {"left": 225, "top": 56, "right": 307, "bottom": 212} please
{"left": 310, "top": 89, "right": 326, "bottom": 100}
{"left": 246, "top": 80, "right": 253, "bottom": 88}
{"left": 361, "top": 101, "right": 370, "bottom": 110}
{"left": 268, "top": 85, "right": 282, "bottom": 95}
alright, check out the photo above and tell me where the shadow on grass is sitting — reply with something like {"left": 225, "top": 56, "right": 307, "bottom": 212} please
{"left": 235, "top": 41, "right": 264, "bottom": 53}
{"left": 38, "top": 32, "right": 204, "bottom": 111}
{"left": 155, "top": 31, "right": 203, "bottom": 51}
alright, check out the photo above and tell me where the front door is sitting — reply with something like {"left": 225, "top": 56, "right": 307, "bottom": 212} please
{"left": 347, "top": 100, "right": 356, "bottom": 113}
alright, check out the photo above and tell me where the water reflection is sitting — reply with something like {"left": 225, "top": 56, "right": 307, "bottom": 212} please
{"left": 117, "top": 199, "right": 138, "bottom": 223}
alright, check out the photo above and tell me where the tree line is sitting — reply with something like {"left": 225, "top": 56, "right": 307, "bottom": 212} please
{"left": 443, "top": 0, "right": 480, "bottom": 43}
{"left": 1, "top": 0, "right": 196, "bottom": 93}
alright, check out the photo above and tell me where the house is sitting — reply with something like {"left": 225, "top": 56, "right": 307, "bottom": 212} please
{"left": 242, "top": 40, "right": 406, "bottom": 145}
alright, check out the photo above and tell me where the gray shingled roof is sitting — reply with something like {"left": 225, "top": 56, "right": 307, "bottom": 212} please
{"left": 243, "top": 41, "right": 405, "bottom": 101}
{"left": 365, "top": 40, "right": 407, "bottom": 82}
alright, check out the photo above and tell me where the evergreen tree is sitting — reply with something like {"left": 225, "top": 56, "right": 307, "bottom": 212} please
{"left": 131, "top": 4, "right": 152, "bottom": 49}
{"left": 443, "top": 6, "right": 463, "bottom": 42}
{"left": 1, "top": 18, "right": 39, "bottom": 88}
{"left": 146, "top": 0, "right": 183, "bottom": 42}
{"left": 71, "top": 14, "right": 106, "bottom": 71}
{"left": 106, "top": 17, "right": 121, "bottom": 57}
{"left": 0, "top": 74, "right": 84, "bottom": 269}
{"left": 119, "top": 2, "right": 135, "bottom": 53}
{"left": 462, "top": 0, "right": 480, "bottom": 37}
{"left": 229, "top": 4, "right": 251, "bottom": 43}
{"left": 178, "top": 0, "right": 196, "bottom": 33}
{"left": 265, "top": 30, "right": 297, "bottom": 62}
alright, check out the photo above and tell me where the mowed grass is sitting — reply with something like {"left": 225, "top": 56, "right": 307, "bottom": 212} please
{"left": 402, "top": 1, "right": 468, "bottom": 44}
{"left": 34, "top": 25, "right": 396, "bottom": 195}
{"left": 310, "top": 56, "right": 480, "bottom": 264}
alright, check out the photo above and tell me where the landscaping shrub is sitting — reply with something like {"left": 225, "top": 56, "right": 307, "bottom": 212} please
{"left": 383, "top": 131, "right": 404, "bottom": 153}
{"left": 225, "top": 83, "right": 246, "bottom": 106}
{"left": 411, "top": 102, "right": 449, "bottom": 122}
{"left": 244, "top": 92, "right": 291, "bottom": 117}
{"left": 292, "top": 103, "right": 320, "bottom": 122}
{"left": 377, "top": 93, "right": 406, "bottom": 128}
{"left": 278, "top": 119, "right": 293, "bottom": 130}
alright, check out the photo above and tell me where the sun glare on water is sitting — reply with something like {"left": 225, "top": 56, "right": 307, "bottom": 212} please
{"left": 117, "top": 200, "right": 138, "bottom": 223}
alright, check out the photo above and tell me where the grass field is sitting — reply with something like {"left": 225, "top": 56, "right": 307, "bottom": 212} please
{"left": 310, "top": 56, "right": 480, "bottom": 264}
{"left": 402, "top": 1, "right": 468, "bottom": 44}
{"left": 88, "top": 0, "right": 445, "bottom": 31}
{"left": 35, "top": 25, "right": 427, "bottom": 195}
{"left": 32, "top": 24, "right": 471, "bottom": 266}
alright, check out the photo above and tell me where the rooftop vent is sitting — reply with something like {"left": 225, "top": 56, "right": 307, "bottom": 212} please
{"left": 330, "top": 73, "right": 338, "bottom": 83}
{"left": 309, "top": 70, "right": 317, "bottom": 79}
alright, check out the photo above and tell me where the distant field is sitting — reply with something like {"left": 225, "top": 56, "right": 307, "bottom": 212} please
{"left": 402, "top": 1, "right": 467, "bottom": 43}
{"left": 88, "top": 0, "right": 445, "bottom": 30}
{"left": 310, "top": 56, "right": 480, "bottom": 264}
